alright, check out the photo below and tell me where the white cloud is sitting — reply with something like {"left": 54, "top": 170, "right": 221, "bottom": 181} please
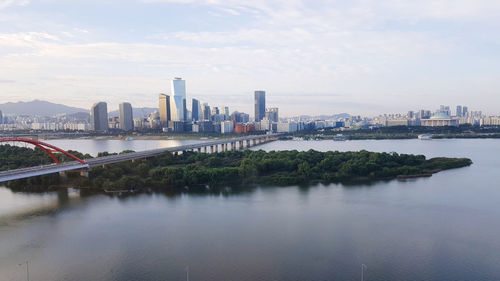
{"left": 0, "top": 0, "right": 29, "bottom": 9}
{"left": 1, "top": 0, "right": 499, "bottom": 115}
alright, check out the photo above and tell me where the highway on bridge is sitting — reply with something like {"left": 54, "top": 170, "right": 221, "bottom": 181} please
{"left": 0, "top": 134, "right": 282, "bottom": 183}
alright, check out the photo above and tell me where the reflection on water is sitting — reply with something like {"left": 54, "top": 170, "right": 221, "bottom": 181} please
{"left": 1, "top": 139, "right": 500, "bottom": 281}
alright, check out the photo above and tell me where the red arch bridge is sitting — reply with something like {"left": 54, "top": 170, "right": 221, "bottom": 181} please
{"left": 0, "top": 134, "right": 282, "bottom": 183}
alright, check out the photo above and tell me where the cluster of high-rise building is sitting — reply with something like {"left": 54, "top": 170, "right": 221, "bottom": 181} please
{"left": 3, "top": 84, "right": 500, "bottom": 133}
{"left": 86, "top": 78, "right": 284, "bottom": 134}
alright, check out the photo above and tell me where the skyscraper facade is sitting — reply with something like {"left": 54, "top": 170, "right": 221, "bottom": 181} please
{"left": 159, "top": 93, "right": 171, "bottom": 126}
{"left": 202, "top": 103, "right": 211, "bottom": 121}
{"left": 90, "top": 102, "right": 109, "bottom": 132}
{"left": 254, "top": 91, "right": 266, "bottom": 122}
{"left": 171, "top": 77, "right": 187, "bottom": 121}
{"left": 192, "top": 98, "right": 200, "bottom": 121}
{"left": 0, "top": 110, "right": 3, "bottom": 124}
{"left": 119, "top": 102, "right": 134, "bottom": 131}
{"left": 456, "top": 105, "right": 463, "bottom": 117}
{"left": 265, "top": 107, "right": 279, "bottom": 122}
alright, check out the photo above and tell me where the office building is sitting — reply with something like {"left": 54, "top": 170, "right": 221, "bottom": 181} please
{"left": 254, "top": 90, "right": 266, "bottom": 122}
{"left": 90, "top": 102, "right": 109, "bottom": 132}
{"left": 221, "top": 121, "right": 234, "bottom": 134}
{"left": 211, "top": 107, "right": 220, "bottom": 116}
{"left": 159, "top": 93, "right": 171, "bottom": 127}
{"left": 224, "top": 106, "right": 229, "bottom": 120}
{"left": 456, "top": 105, "right": 463, "bottom": 117}
{"left": 463, "top": 106, "right": 468, "bottom": 117}
{"left": 119, "top": 102, "right": 134, "bottom": 131}
{"left": 202, "top": 103, "right": 211, "bottom": 121}
{"left": 171, "top": 77, "right": 187, "bottom": 121}
{"left": 0, "top": 110, "right": 2, "bottom": 124}
{"left": 192, "top": 98, "right": 201, "bottom": 121}
{"left": 265, "top": 107, "right": 279, "bottom": 122}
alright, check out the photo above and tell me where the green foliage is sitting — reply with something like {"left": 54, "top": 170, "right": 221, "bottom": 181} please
{"left": 85, "top": 149, "right": 471, "bottom": 191}
{"left": 2, "top": 144, "right": 472, "bottom": 192}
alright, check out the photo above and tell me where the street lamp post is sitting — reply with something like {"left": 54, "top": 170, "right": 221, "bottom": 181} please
{"left": 361, "top": 264, "right": 367, "bottom": 281}
{"left": 18, "top": 261, "right": 29, "bottom": 281}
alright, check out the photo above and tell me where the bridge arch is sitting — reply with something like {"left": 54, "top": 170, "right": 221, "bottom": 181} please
{"left": 0, "top": 137, "right": 87, "bottom": 165}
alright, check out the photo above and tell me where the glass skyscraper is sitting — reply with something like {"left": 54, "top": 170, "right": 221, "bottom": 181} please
{"left": 119, "top": 102, "right": 134, "bottom": 131}
{"left": 171, "top": 77, "right": 187, "bottom": 121}
{"left": 254, "top": 90, "right": 266, "bottom": 122}
{"left": 159, "top": 93, "right": 171, "bottom": 126}
{"left": 90, "top": 102, "right": 108, "bottom": 132}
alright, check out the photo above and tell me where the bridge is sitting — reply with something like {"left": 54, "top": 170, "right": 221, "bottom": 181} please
{"left": 0, "top": 134, "right": 282, "bottom": 183}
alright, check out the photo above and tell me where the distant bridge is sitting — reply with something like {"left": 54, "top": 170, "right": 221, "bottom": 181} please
{"left": 0, "top": 134, "right": 282, "bottom": 183}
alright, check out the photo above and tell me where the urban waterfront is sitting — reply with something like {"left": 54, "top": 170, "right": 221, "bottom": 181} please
{"left": 1, "top": 139, "right": 500, "bottom": 281}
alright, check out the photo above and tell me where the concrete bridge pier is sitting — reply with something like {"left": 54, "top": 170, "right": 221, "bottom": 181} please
{"left": 80, "top": 169, "right": 89, "bottom": 178}
{"left": 225, "top": 143, "right": 228, "bottom": 152}
{"left": 239, "top": 141, "right": 244, "bottom": 150}
{"left": 231, "top": 142, "right": 235, "bottom": 151}
{"left": 210, "top": 146, "right": 214, "bottom": 153}
{"left": 197, "top": 147, "right": 201, "bottom": 153}
{"left": 215, "top": 145, "right": 219, "bottom": 153}
{"left": 252, "top": 139, "right": 256, "bottom": 146}
{"left": 59, "top": 171, "right": 68, "bottom": 180}
{"left": 246, "top": 140, "right": 251, "bottom": 148}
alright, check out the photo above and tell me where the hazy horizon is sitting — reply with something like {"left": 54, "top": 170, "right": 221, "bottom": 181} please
{"left": 1, "top": 0, "right": 499, "bottom": 116}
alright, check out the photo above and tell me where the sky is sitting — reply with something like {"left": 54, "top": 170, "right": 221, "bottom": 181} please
{"left": 0, "top": 0, "right": 499, "bottom": 117}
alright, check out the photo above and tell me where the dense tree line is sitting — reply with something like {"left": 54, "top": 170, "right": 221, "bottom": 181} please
{"left": 85, "top": 149, "right": 471, "bottom": 191}
{"left": 1, "top": 144, "right": 472, "bottom": 191}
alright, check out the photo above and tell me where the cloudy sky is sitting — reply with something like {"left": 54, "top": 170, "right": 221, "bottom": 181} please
{"left": 1, "top": 0, "right": 499, "bottom": 116}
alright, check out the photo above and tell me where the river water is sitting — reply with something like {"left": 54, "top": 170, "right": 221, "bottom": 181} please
{"left": 1, "top": 138, "right": 500, "bottom": 281}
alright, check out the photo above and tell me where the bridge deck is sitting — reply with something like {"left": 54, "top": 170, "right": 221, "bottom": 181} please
{"left": 0, "top": 134, "right": 281, "bottom": 183}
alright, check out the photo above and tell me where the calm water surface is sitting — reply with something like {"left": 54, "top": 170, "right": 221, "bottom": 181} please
{"left": 1, "top": 139, "right": 500, "bottom": 281}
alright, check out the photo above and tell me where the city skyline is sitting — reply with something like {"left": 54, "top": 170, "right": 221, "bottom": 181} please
{"left": 1, "top": 1, "right": 500, "bottom": 116}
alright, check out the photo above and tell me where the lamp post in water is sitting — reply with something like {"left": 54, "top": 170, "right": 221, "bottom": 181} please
{"left": 18, "top": 261, "right": 29, "bottom": 281}
{"left": 361, "top": 264, "right": 367, "bottom": 281}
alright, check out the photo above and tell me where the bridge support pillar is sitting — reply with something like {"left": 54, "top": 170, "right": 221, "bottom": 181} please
{"left": 197, "top": 147, "right": 201, "bottom": 153}
{"left": 253, "top": 139, "right": 256, "bottom": 146}
{"left": 215, "top": 145, "right": 218, "bottom": 153}
{"left": 80, "top": 170, "right": 89, "bottom": 178}
{"left": 246, "top": 140, "right": 251, "bottom": 147}
{"left": 210, "top": 146, "right": 214, "bottom": 153}
{"left": 231, "top": 142, "right": 235, "bottom": 151}
{"left": 59, "top": 171, "right": 67, "bottom": 180}
{"left": 225, "top": 143, "right": 228, "bottom": 152}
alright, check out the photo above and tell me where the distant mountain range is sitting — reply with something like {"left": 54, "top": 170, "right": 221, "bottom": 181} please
{"left": 0, "top": 100, "right": 157, "bottom": 118}
{"left": 0, "top": 100, "right": 87, "bottom": 116}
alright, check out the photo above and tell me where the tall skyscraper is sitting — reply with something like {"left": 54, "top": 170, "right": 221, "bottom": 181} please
{"left": 119, "top": 102, "right": 134, "bottom": 131}
{"left": 192, "top": 98, "right": 200, "bottom": 121}
{"left": 171, "top": 77, "right": 187, "bottom": 121}
{"left": 462, "top": 106, "right": 468, "bottom": 117}
{"left": 254, "top": 90, "right": 266, "bottom": 122}
{"left": 456, "top": 105, "right": 463, "bottom": 117}
{"left": 202, "top": 103, "right": 211, "bottom": 121}
{"left": 90, "top": 102, "right": 109, "bottom": 132}
{"left": 224, "top": 106, "right": 229, "bottom": 120}
{"left": 265, "top": 107, "right": 279, "bottom": 122}
{"left": 0, "top": 110, "right": 3, "bottom": 124}
{"left": 159, "top": 93, "right": 171, "bottom": 126}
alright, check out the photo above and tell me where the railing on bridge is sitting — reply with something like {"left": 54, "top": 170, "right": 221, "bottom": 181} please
{"left": 0, "top": 134, "right": 282, "bottom": 183}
